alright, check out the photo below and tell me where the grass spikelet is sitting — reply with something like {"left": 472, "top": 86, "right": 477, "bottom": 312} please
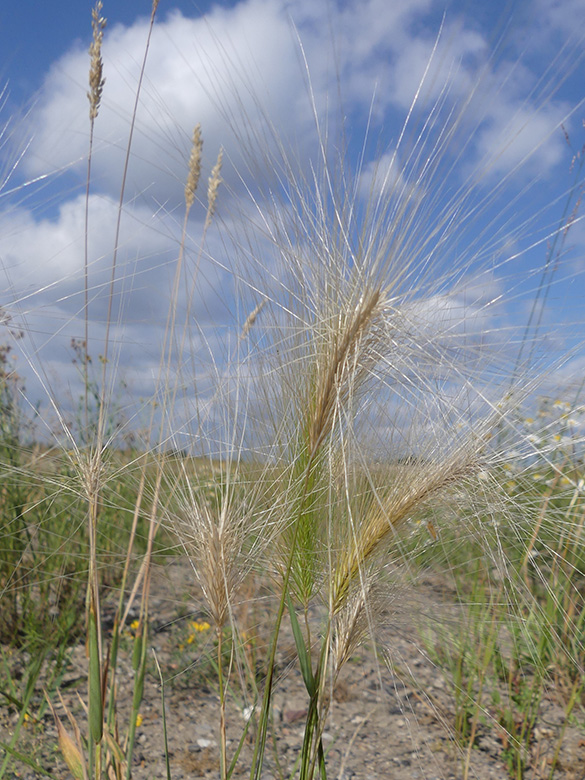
{"left": 307, "top": 285, "right": 384, "bottom": 457}
{"left": 331, "top": 444, "right": 482, "bottom": 615}
{"left": 87, "top": 2, "right": 106, "bottom": 121}
{"left": 181, "top": 504, "right": 234, "bottom": 629}
{"left": 206, "top": 147, "right": 223, "bottom": 224}
{"left": 184, "top": 123, "right": 203, "bottom": 212}
{"left": 239, "top": 298, "right": 266, "bottom": 342}
{"left": 173, "top": 467, "right": 264, "bottom": 630}
{"left": 329, "top": 577, "right": 378, "bottom": 678}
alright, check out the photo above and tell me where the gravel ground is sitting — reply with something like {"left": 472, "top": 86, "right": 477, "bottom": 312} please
{"left": 2, "top": 557, "right": 584, "bottom": 780}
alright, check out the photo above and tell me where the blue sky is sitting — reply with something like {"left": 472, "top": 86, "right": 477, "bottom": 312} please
{"left": 1, "top": 0, "right": 584, "bottom": 444}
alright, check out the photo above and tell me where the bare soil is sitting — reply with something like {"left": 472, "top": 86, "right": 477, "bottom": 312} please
{"left": 2, "top": 557, "right": 584, "bottom": 780}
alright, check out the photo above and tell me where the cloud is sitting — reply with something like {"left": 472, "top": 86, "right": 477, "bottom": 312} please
{"left": 0, "top": 194, "right": 177, "bottom": 307}
{"left": 22, "top": 0, "right": 313, "bottom": 203}
{"left": 2, "top": 0, "right": 583, "bottom": 442}
{"left": 533, "top": 0, "right": 585, "bottom": 38}
{"left": 0, "top": 188, "right": 237, "bottom": 425}
{"left": 19, "top": 0, "right": 576, "bottom": 205}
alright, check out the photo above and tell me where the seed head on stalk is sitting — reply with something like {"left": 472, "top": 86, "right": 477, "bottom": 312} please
{"left": 88, "top": 2, "right": 106, "bottom": 121}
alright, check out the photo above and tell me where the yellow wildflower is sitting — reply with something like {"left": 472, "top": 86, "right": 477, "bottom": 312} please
{"left": 191, "top": 620, "right": 211, "bottom": 632}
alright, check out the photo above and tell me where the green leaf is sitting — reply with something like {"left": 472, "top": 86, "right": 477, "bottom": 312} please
{"left": 287, "top": 594, "right": 315, "bottom": 697}
{"left": 227, "top": 707, "right": 253, "bottom": 779}
{"left": 0, "top": 689, "right": 25, "bottom": 711}
{"left": 0, "top": 741, "right": 61, "bottom": 780}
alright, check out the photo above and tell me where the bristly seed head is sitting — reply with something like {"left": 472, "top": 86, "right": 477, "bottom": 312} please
{"left": 185, "top": 124, "right": 203, "bottom": 211}
{"left": 308, "top": 285, "right": 383, "bottom": 455}
{"left": 206, "top": 148, "right": 223, "bottom": 222}
{"left": 88, "top": 1, "right": 106, "bottom": 121}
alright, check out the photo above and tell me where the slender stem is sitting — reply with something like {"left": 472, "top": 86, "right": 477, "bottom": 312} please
{"left": 248, "top": 558, "right": 294, "bottom": 779}
{"left": 303, "top": 626, "right": 331, "bottom": 780}
{"left": 217, "top": 626, "right": 227, "bottom": 780}
{"left": 96, "top": 1, "right": 158, "bottom": 453}
{"left": 83, "top": 119, "right": 94, "bottom": 435}
{"left": 249, "top": 454, "right": 322, "bottom": 779}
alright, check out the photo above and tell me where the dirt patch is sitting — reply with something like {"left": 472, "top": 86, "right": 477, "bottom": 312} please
{"left": 1, "top": 557, "right": 584, "bottom": 780}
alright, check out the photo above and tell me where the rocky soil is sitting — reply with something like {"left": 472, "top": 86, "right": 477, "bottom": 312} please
{"left": 1, "top": 557, "right": 584, "bottom": 780}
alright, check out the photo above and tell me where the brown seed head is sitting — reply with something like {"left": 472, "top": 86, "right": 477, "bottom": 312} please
{"left": 206, "top": 148, "right": 224, "bottom": 222}
{"left": 332, "top": 450, "right": 478, "bottom": 614}
{"left": 88, "top": 1, "right": 106, "bottom": 121}
{"left": 185, "top": 124, "right": 203, "bottom": 211}
{"left": 308, "top": 286, "right": 382, "bottom": 455}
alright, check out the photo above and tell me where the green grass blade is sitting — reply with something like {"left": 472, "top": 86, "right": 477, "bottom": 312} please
{"left": 227, "top": 709, "right": 253, "bottom": 779}
{"left": 286, "top": 594, "right": 315, "bottom": 697}
{"left": 0, "top": 741, "right": 61, "bottom": 780}
{"left": 153, "top": 651, "right": 172, "bottom": 780}
{"left": 0, "top": 648, "right": 46, "bottom": 779}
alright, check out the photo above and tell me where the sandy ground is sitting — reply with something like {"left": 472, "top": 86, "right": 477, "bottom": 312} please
{"left": 2, "top": 557, "right": 584, "bottom": 780}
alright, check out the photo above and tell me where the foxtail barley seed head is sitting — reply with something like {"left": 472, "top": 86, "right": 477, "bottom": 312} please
{"left": 331, "top": 444, "right": 481, "bottom": 615}
{"left": 173, "top": 467, "right": 272, "bottom": 629}
{"left": 307, "top": 285, "right": 384, "bottom": 456}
